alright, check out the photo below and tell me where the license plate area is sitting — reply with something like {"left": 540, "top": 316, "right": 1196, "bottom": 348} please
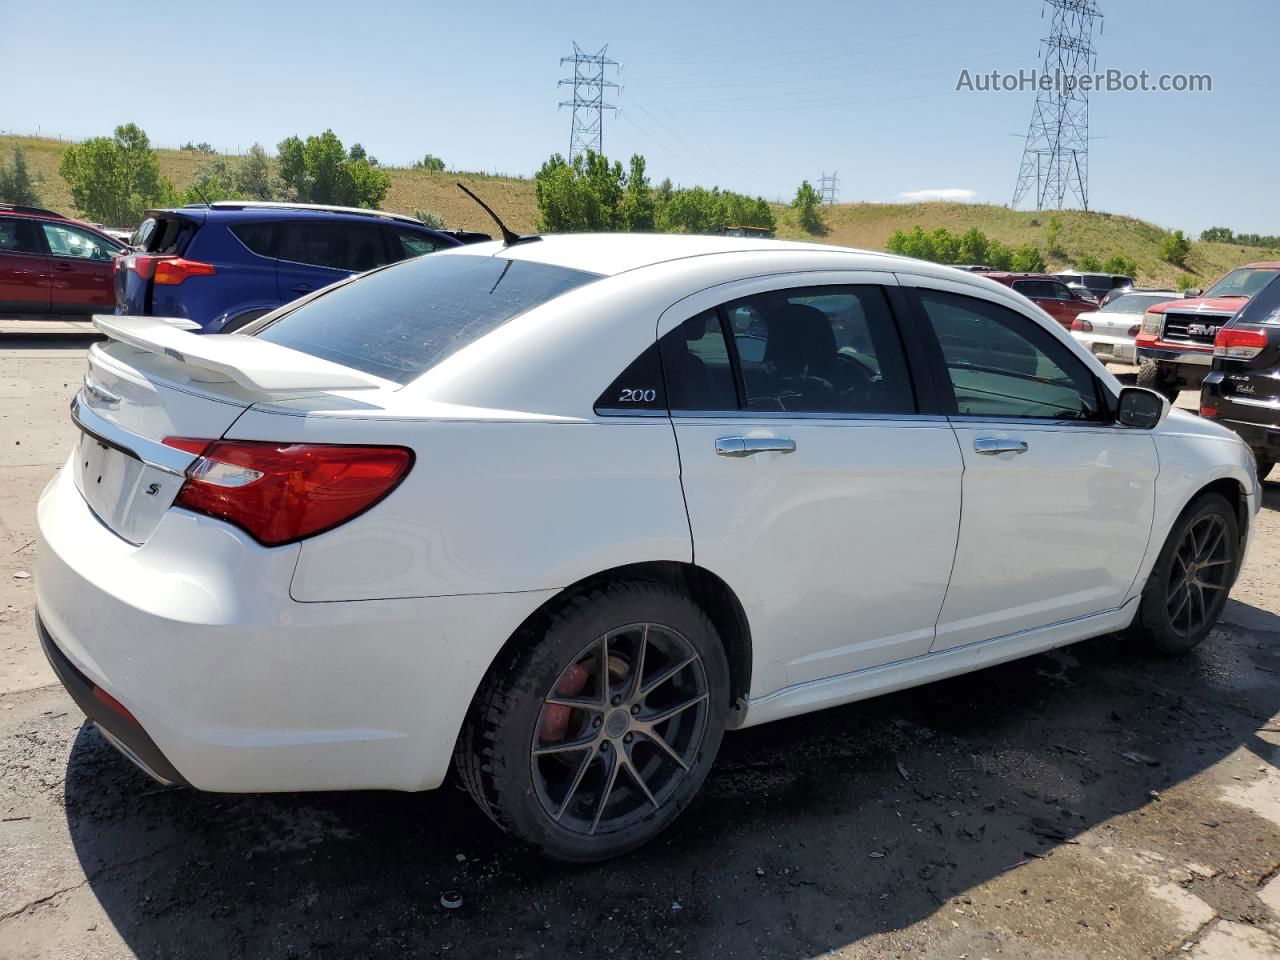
{"left": 73, "top": 430, "right": 185, "bottom": 545}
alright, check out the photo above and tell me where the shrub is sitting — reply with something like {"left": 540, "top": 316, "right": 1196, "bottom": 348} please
{"left": 792, "top": 180, "right": 826, "bottom": 234}
{"left": 1159, "top": 229, "right": 1192, "bottom": 267}
{"left": 1010, "top": 244, "right": 1047, "bottom": 272}
{"left": 1076, "top": 254, "right": 1103, "bottom": 272}
{"left": 0, "top": 147, "right": 39, "bottom": 206}
{"left": 1045, "top": 215, "right": 1063, "bottom": 255}
{"left": 415, "top": 210, "right": 447, "bottom": 230}
{"left": 1176, "top": 273, "right": 1197, "bottom": 292}
{"left": 1103, "top": 254, "right": 1137, "bottom": 277}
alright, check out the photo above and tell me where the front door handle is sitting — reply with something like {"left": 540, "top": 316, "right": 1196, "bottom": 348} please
{"left": 716, "top": 436, "right": 797, "bottom": 458}
{"left": 974, "top": 437, "right": 1029, "bottom": 456}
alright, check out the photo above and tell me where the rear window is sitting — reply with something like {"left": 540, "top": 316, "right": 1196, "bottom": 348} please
{"left": 254, "top": 254, "right": 601, "bottom": 384}
{"left": 1100, "top": 293, "right": 1177, "bottom": 313}
{"left": 1235, "top": 275, "right": 1280, "bottom": 326}
{"left": 132, "top": 215, "right": 193, "bottom": 254}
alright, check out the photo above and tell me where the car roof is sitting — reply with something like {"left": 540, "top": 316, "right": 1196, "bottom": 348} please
{"left": 432, "top": 232, "right": 951, "bottom": 279}
{"left": 0, "top": 205, "right": 124, "bottom": 241}
{"left": 977, "top": 272, "right": 1060, "bottom": 282}
{"left": 1239, "top": 261, "right": 1280, "bottom": 270}
{"left": 153, "top": 201, "right": 432, "bottom": 229}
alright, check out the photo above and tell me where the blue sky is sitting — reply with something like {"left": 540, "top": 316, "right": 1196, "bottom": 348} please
{"left": 2, "top": 0, "right": 1273, "bottom": 234}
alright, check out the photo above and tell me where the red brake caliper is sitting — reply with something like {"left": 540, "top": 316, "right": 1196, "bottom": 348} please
{"left": 539, "top": 663, "right": 590, "bottom": 742}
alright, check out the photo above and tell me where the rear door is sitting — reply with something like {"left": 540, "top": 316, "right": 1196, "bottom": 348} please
{"left": 0, "top": 217, "right": 52, "bottom": 314}
{"left": 274, "top": 219, "right": 393, "bottom": 300}
{"left": 38, "top": 221, "right": 120, "bottom": 314}
{"left": 1205, "top": 277, "right": 1280, "bottom": 457}
{"left": 662, "top": 274, "right": 964, "bottom": 695}
{"left": 902, "top": 278, "right": 1157, "bottom": 650}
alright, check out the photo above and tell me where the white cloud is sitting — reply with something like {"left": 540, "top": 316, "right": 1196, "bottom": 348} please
{"left": 897, "top": 188, "right": 978, "bottom": 202}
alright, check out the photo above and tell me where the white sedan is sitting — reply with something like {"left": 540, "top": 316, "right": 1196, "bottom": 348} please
{"left": 1070, "top": 290, "right": 1180, "bottom": 364}
{"left": 36, "top": 235, "right": 1259, "bottom": 861}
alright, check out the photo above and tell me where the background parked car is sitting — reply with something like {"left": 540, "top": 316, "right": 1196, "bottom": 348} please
{"left": 1065, "top": 282, "right": 1100, "bottom": 304}
{"left": 0, "top": 204, "right": 126, "bottom": 318}
{"left": 1055, "top": 270, "right": 1135, "bottom": 301}
{"left": 116, "top": 201, "right": 466, "bottom": 332}
{"left": 976, "top": 271, "right": 1096, "bottom": 329}
{"left": 1070, "top": 291, "right": 1182, "bottom": 365}
{"left": 1200, "top": 271, "right": 1280, "bottom": 481}
{"left": 1100, "top": 285, "right": 1177, "bottom": 308}
{"left": 1135, "top": 261, "right": 1280, "bottom": 401}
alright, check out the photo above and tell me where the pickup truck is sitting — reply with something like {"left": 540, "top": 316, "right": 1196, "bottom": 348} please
{"left": 1135, "top": 261, "right": 1280, "bottom": 400}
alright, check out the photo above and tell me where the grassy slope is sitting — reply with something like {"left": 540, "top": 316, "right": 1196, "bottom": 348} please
{"left": 5, "top": 134, "right": 1275, "bottom": 287}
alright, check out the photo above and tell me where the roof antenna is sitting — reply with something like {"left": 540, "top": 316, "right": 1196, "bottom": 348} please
{"left": 455, "top": 182, "right": 540, "bottom": 247}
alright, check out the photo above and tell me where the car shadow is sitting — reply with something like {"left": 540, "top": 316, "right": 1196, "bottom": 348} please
{"left": 65, "top": 601, "right": 1280, "bottom": 959}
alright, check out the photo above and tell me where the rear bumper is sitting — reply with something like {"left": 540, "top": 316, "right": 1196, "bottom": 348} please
{"left": 36, "top": 461, "right": 552, "bottom": 793}
{"left": 1071, "top": 331, "right": 1137, "bottom": 363}
{"left": 39, "top": 616, "right": 189, "bottom": 786}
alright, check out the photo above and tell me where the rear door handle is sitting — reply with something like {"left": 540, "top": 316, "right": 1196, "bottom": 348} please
{"left": 290, "top": 283, "right": 313, "bottom": 293}
{"left": 974, "top": 437, "right": 1029, "bottom": 456}
{"left": 716, "top": 436, "right": 797, "bottom": 458}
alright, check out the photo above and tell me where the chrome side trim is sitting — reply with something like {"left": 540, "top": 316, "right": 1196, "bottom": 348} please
{"left": 69, "top": 394, "right": 196, "bottom": 477}
{"left": 1228, "top": 395, "right": 1280, "bottom": 410}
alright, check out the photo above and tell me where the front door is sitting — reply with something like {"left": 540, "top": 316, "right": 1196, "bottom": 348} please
{"left": 0, "top": 218, "right": 51, "bottom": 314}
{"left": 663, "top": 276, "right": 964, "bottom": 698}
{"left": 905, "top": 281, "right": 1158, "bottom": 651}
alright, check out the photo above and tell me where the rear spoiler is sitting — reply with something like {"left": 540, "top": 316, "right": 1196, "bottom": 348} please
{"left": 92, "top": 315, "right": 387, "bottom": 395}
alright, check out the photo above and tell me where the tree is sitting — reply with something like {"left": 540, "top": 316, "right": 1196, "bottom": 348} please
{"left": 414, "top": 154, "right": 446, "bottom": 172}
{"left": 620, "top": 154, "right": 655, "bottom": 232}
{"left": 957, "top": 227, "right": 989, "bottom": 265}
{"left": 275, "top": 130, "right": 390, "bottom": 208}
{"left": 235, "top": 143, "right": 274, "bottom": 200}
{"left": 59, "top": 123, "right": 173, "bottom": 225}
{"left": 1159, "top": 229, "right": 1192, "bottom": 267}
{"left": 791, "top": 180, "right": 825, "bottom": 234}
{"left": 1200, "top": 227, "right": 1233, "bottom": 244}
{"left": 1103, "top": 254, "right": 1137, "bottom": 277}
{"left": 1044, "top": 215, "right": 1064, "bottom": 256}
{"left": 1010, "top": 244, "right": 1046, "bottom": 272}
{"left": 931, "top": 227, "right": 959, "bottom": 264}
{"left": 181, "top": 158, "right": 244, "bottom": 205}
{"left": 987, "top": 239, "right": 1014, "bottom": 271}
{"left": 1076, "top": 254, "right": 1103, "bottom": 271}
{"left": 182, "top": 141, "right": 216, "bottom": 154}
{"left": 415, "top": 209, "right": 447, "bottom": 230}
{"left": 0, "top": 147, "right": 40, "bottom": 206}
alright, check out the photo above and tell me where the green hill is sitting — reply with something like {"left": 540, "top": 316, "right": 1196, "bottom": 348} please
{"left": 4, "top": 134, "right": 1274, "bottom": 288}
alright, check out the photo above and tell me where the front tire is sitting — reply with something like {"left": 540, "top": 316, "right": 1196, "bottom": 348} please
{"left": 455, "top": 579, "right": 729, "bottom": 862}
{"left": 1136, "top": 359, "right": 1180, "bottom": 404}
{"left": 1130, "top": 493, "right": 1239, "bottom": 655}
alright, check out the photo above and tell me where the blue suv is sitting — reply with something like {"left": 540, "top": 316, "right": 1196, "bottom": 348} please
{"left": 115, "top": 202, "right": 470, "bottom": 333}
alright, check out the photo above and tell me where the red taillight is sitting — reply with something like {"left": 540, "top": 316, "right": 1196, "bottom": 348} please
{"left": 165, "top": 440, "right": 413, "bottom": 546}
{"left": 1071, "top": 318, "right": 1093, "bottom": 333}
{"left": 1127, "top": 324, "right": 1141, "bottom": 338}
{"left": 92, "top": 685, "right": 139, "bottom": 725}
{"left": 123, "top": 255, "right": 216, "bottom": 284}
{"left": 154, "top": 257, "right": 216, "bottom": 285}
{"left": 1200, "top": 405, "right": 1219, "bottom": 418}
{"left": 1213, "top": 327, "right": 1267, "bottom": 360}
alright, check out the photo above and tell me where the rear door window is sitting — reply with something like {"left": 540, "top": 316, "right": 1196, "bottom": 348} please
{"left": 230, "top": 222, "right": 277, "bottom": 258}
{"left": 254, "top": 254, "right": 601, "bottom": 384}
{"left": 0, "top": 218, "right": 42, "bottom": 254}
{"left": 276, "top": 221, "right": 391, "bottom": 272}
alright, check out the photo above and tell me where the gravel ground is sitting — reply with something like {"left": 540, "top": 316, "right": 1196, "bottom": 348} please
{"left": 2, "top": 338, "right": 1279, "bottom": 960}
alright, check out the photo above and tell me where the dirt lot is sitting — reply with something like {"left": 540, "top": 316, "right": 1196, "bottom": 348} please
{"left": 2, "top": 337, "right": 1279, "bottom": 960}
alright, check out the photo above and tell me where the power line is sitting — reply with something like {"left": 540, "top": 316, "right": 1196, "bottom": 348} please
{"left": 1012, "top": 1, "right": 1104, "bottom": 211}
{"left": 818, "top": 172, "right": 840, "bottom": 206}
{"left": 558, "top": 43, "right": 619, "bottom": 159}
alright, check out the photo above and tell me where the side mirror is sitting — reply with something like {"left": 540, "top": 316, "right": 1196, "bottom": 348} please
{"left": 1116, "top": 387, "right": 1169, "bottom": 429}
{"left": 1183, "top": 288, "right": 1202, "bottom": 298}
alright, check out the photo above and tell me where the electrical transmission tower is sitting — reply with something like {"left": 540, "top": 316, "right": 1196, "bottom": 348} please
{"left": 818, "top": 171, "right": 840, "bottom": 205}
{"left": 1011, "top": 1, "right": 1103, "bottom": 211}
{"left": 559, "top": 43, "right": 620, "bottom": 160}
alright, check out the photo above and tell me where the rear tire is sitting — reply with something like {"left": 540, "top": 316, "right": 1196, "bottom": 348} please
{"left": 1130, "top": 493, "right": 1239, "bottom": 655}
{"left": 1136, "top": 359, "right": 1180, "bottom": 404}
{"left": 455, "top": 579, "right": 729, "bottom": 862}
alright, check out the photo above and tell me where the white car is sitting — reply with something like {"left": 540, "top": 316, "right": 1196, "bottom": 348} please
{"left": 36, "top": 235, "right": 1260, "bottom": 861}
{"left": 1070, "top": 290, "right": 1180, "bottom": 364}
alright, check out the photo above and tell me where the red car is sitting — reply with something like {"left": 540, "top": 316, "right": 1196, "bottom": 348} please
{"left": 975, "top": 272, "right": 1096, "bottom": 330}
{"left": 0, "top": 204, "right": 126, "bottom": 318}
{"left": 1135, "top": 261, "right": 1280, "bottom": 401}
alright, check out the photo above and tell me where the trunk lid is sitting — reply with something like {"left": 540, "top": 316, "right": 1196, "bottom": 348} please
{"left": 72, "top": 315, "right": 390, "bottom": 545}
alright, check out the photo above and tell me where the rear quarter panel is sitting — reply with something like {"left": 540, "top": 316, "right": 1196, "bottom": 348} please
{"left": 223, "top": 408, "right": 692, "bottom": 602}
{"left": 170, "top": 224, "right": 279, "bottom": 330}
